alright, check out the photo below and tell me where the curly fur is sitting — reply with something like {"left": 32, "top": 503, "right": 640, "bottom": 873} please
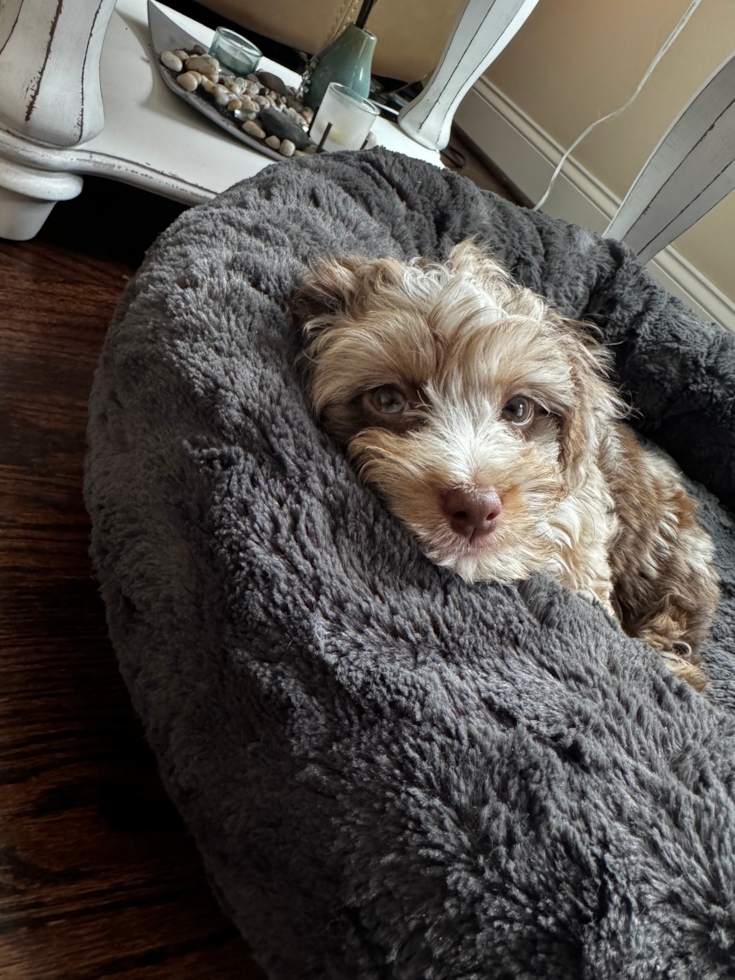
{"left": 292, "top": 241, "right": 720, "bottom": 688}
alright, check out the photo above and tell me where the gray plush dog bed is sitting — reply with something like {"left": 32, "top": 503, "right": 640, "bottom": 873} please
{"left": 86, "top": 149, "right": 735, "bottom": 979}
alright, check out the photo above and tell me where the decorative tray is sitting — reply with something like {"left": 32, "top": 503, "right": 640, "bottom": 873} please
{"left": 148, "top": 1, "right": 310, "bottom": 162}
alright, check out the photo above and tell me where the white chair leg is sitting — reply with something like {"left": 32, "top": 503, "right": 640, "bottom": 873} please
{"left": 397, "top": 0, "right": 539, "bottom": 151}
{"left": 606, "top": 52, "right": 735, "bottom": 264}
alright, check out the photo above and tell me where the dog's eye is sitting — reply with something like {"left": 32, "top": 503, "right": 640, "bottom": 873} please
{"left": 366, "top": 385, "right": 408, "bottom": 415}
{"left": 501, "top": 396, "right": 535, "bottom": 425}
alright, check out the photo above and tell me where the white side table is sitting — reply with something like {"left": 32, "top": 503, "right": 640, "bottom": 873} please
{"left": 0, "top": 0, "right": 442, "bottom": 241}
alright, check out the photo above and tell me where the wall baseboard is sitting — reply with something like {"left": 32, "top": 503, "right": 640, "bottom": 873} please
{"left": 454, "top": 77, "right": 735, "bottom": 332}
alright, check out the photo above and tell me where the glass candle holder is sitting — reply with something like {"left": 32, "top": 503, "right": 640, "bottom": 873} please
{"left": 209, "top": 27, "right": 262, "bottom": 76}
{"left": 310, "top": 83, "right": 380, "bottom": 152}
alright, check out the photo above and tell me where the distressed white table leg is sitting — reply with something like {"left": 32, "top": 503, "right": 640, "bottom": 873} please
{"left": 0, "top": 0, "right": 115, "bottom": 239}
{"left": 0, "top": 158, "right": 83, "bottom": 240}
{"left": 606, "top": 52, "right": 735, "bottom": 264}
{"left": 398, "top": 0, "right": 539, "bottom": 151}
{"left": 0, "top": 0, "right": 118, "bottom": 146}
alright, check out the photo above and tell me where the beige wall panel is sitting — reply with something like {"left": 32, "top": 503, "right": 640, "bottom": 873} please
{"left": 484, "top": 0, "right": 735, "bottom": 300}
{"left": 196, "top": 0, "right": 465, "bottom": 81}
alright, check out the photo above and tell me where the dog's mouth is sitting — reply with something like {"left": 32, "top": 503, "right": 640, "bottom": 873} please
{"left": 452, "top": 518, "right": 499, "bottom": 548}
{"left": 444, "top": 526, "right": 498, "bottom": 555}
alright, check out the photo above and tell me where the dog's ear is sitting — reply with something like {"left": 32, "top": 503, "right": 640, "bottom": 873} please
{"left": 555, "top": 317, "right": 624, "bottom": 486}
{"left": 288, "top": 254, "right": 368, "bottom": 336}
{"left": 446, "top": 239, "right": 510, "bottom": 289}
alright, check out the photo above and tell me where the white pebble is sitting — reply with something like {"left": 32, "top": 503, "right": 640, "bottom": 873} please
{"left": 294, "top": 149, "right": 307, "bottom": 156}
{"left": 243, "top": 120, "right": 266, "bottom": 139}
{"left": 244, "top": 80, "right": 260, "bottom": 96}
{"left": 252, "top": 95, "right": 269, "bottom": 107}
{"left": 201, "top": 77, "right": 214, "bottom": 93}
{"left": 173, "top": 49, "right": 189, "bottom": 61}
{"left": 185, "top": 54, "right": 218, "bottom": 74}
{"left": 161, "top": 51, "right": 183, "bottom": 72}
{"left": 305, "top": 144, "right": 318, "bottom": 154}
{"left": 301, "top": 106, "right": 314, "bottom": 123}
{"left": 247, "top": 73, "right": 259, "bottom": 83}
{"left": 176, "top": 71, "right": 200, "bottom": 91}
{"left": 212, "top": 84, "right": 231, "bottom": 105}
{"left": 234, "top": 108, "right": 257, "bottom": 121}
{"left": 265, "top": 135, "right": 281, "bottom": 150}
{"left": 279, "top": 139, "right": 295, "bottom": 157}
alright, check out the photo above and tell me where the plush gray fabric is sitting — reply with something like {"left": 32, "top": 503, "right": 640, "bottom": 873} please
{"left": 85, "top": 149, "right": 735, "bottom": 979}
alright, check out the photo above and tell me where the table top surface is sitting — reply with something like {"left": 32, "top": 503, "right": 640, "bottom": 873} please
{"left": 67, "top": 0, "right": 442, "bottom": 204}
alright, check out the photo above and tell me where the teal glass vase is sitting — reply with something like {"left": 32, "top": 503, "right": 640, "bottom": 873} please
{"left": 301, "top": 24, "right": 376, "bottom": 112}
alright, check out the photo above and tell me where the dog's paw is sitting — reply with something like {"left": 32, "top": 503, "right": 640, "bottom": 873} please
{"left": 658, "top": 647, "right": 708, "bottom": 691}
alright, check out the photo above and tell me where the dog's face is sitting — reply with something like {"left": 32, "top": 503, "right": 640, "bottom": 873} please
{"left": 291, "top": 242, "right": 620, "bottom": 583}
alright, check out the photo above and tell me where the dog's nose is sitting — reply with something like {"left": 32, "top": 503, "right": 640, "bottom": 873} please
{"left": 442, "top": 487, "right": 502, "bottom": 540}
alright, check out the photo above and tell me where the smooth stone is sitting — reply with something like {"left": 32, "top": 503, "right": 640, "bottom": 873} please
{"left": 212, "top": 84, "right": 231, "bottom": 105}
{"left": 173, "top": 49, "right": 189, "bottom": 61}
{"left": 256, "top": 70, "right": 289, "bottom": 97}
{"left": 301, "top": 106, "right": 314, "bottom": 123}
{"left": 279, "top": 139, "right": 295, "bottom": 157}
{"left": 185, "top": 54, "right": 218, "bottom": 74}
{"left": 246, "top": 73, "right": 259, "bottom": 83}
{"left": 252, "top": 95, "right": 269, "bottom": 107}
{"left": 265, "top": 135, "right": 281, "bottom": 150}
{"left": 244, "top": 80, "right": 260, "bottom": 96}
{"left": 201, "top": 77, "right": 215, "bottom": 93}
{"left": 258, "top": 106, "right": 313, "bottom": 150}
{"left": 234, "top": 108, "right": 258, "bottom": 122}
{"left": 191, "top": 44, "right": 206, "bottom": 55}
{"left": 228, "top": 98, "right": 243, "bottom": 111}
{"left": 242, "top": 120, "right": 266, "bottom": 139}
{"left": 225, "top": 77, "right": 244, "bottom": 93}
{"left": 240, "top": 97, "right": 258, "bottom": 111}
{"left": 161, "top": 51, "right": 183, "bottom": 72}
{"left": 176, "top": 71, "right": 200, "bottom": 91}
{"left": 304, "top": 144, "right": 318, "bottom": 154}
{"left": 293, "top": 149, "right": 307, "bottom": 156}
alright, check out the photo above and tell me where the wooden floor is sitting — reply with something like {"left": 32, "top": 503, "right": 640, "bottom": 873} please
{"left": 0, "top": 178, "right": 265, "bottom": 979}
{"left": 0, "top": 152, "right": 517, "bottom": 978}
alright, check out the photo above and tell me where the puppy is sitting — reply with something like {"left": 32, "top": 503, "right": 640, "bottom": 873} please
{"left": 290, "top": 241, "right": 719, "bottom": 689}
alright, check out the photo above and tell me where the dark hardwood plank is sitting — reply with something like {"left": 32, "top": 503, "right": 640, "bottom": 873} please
{"left": 0, "top": 179, "right": 264, "bottom": 979}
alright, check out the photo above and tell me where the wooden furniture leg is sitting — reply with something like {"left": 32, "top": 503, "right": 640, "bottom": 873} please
{"left": 0, "top": 0, "right": 117, "bottom": 238}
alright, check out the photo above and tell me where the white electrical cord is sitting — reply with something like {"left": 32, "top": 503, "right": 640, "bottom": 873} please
{"left": 532, "top": 0, "right": 704, "bottom": 212}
